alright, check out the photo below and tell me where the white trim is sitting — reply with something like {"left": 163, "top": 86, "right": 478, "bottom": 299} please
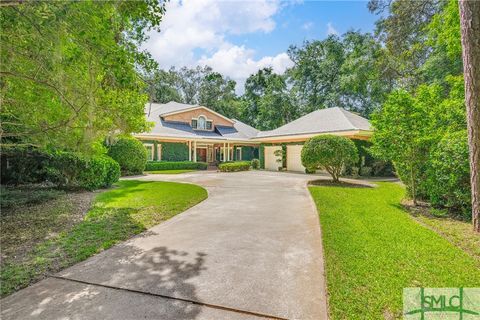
{"left": 157, "top": 143, "right": 162, "bottom": 161}
{"left": 236, "top": 147, "right": 242, "bottom": 161}
{"left": 161, "top": 106, "right": 235, "bottom": 124}
{"left": 143, "top": 143, "right": 154, "bottom": 161}
{"left": 191, "top": 114, "right": 213, "bottom": 131}
{"left": 253, "top": 130, "right": 372, "bottom": 142}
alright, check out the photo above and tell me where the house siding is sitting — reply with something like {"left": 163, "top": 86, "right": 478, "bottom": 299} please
{"left": 163, "top": 109, "right": 233, "bottom": 128}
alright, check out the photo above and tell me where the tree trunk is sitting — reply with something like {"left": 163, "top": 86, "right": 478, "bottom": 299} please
{"left": 459, "top": 0, "right": 480, "bottom": 232}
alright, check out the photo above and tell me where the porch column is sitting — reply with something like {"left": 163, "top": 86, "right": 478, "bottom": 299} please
{"left": 227, "top": 143, "right": 230, "bottom": 161}
{"left": 193, "top": 141, "right": 197, "bottom": 162}
{"left": 188, "top": 141, "right": 192, "bottom": 161}
{"left": 223, "top": 142, "right": 226, "bottom": 162}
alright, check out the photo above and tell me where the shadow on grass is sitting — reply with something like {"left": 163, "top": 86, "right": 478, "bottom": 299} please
{"left": 1, "top": 206, "right": 148, "bottom": 297}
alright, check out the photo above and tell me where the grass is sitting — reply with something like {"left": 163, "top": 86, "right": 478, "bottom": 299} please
{"left": 407, "top": 208, "right": 480, "bottom": 263}
{"left": 0, "top": 180, "right": 207, "bottom": 297}
{"left": 145, "top": 169, "right": 196, "bottom": 174}
{"left": 309, "top": 182, "right": 480, "bottom": 319}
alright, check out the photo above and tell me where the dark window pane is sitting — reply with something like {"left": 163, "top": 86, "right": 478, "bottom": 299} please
{"left": 206, "top": 121, "right": 212, "bottom": 130}
{"left": 191, "top": 119, "right": 197, "bottom": 129}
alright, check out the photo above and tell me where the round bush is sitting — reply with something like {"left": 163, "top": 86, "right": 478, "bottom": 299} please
{"left": 251, "top": 158, "right": 260, "bottom": 170}
{"left": 108, "top": 137, "right": 147, "bottom": 175}
{"left": 301, "top": 135, "right": 358, "bottom": 182}
{"left": 101, "top": 156, "right": 121, "bottom": 187}
{"left": 427, "top": 131, "right": 471, "bottom": 216}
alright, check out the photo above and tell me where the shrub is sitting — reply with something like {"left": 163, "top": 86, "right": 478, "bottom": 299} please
{"left": 301, "top": 135, "right": 358, "bottom": 182}
{"left": 371, "top": 160, "right": 395, "bottom": 177}
{"left": 360, "top": 166, "right": 372, "bottom": 177}
{"left": 0, "top": 146, "right": 50, "bottom": 184}
{"left": 218, "top": 161, "right": 251, "bottom": 172}
{"left": 251, "top": 158, "right": 260, "bottom": 169}
{"left": 46, "top": 152, "right": 120, "bottom": 190}
{"left": 108, "top": 137, "right": 147, "bottom": 175}
{"left": 427, "top": 131, "right": 471, "bottom": 216}
{"left": 101, "top": 156, "right": 121, "bottom": 187}
{"left": 145, "top": 161, "right": 207, "bottom": 171}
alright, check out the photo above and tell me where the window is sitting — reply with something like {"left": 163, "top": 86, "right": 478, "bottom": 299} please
{"left": 206, "top": 120, "right": 212, "bottom": 130}
{"left": 191, "top": 119, "right": 197, "bottom": 129}
{"left": 197, "top": 116, "right": 206, "bottom": 130}
{"left": 144, "top": 143, "right": 154, "bottom": 161}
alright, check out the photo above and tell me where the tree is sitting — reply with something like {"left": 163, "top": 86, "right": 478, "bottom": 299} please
{"left": 0, "top": 1, "right": 165, "bottom": 154}
{"left": 301, "top": 135, "right": 358, "bottom": 182}
{"left": 370, "top": 90, "right": 430, "bottom": 204}
{"left": 458, "top": 0, "right": 480, "bottom": 232}
{"left": 287, "top": 36, "right": 345, "bottom": 113}
{"left": 242, "top": 68, "right": 299, "bottom": 130}
{"left": 107, "top": 137, "right": 147, "bottom": 175}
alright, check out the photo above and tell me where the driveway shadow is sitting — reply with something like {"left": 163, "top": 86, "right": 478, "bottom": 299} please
{"left": 1, "top": 246, "right": 207, "bottom": 320}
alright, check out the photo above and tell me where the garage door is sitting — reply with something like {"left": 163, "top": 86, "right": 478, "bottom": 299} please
{"left": 287, "top": 145, "right": 305, "bottom": 172}
{"left": 264, "top": 146, "right": 282, "bottom": 171}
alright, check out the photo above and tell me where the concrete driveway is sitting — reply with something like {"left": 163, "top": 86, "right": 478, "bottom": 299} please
{"left": 1, "top": 171, "right": 328, "bottom": 320}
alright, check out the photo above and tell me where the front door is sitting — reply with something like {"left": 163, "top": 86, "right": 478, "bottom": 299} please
{"left": 207, "top": 146, "right": 214, "bottom": 163}
{"left": 197, "top": 148, "right": 207, "bottom": 162}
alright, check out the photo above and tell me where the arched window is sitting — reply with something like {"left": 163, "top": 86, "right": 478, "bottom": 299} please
{"left": 197, "top": 116, "right": 206, "bottom": 130}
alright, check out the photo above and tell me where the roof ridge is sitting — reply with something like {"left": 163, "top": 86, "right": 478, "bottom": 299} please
{"left": 336, "top": 107, "right": 359, "bottom": 130}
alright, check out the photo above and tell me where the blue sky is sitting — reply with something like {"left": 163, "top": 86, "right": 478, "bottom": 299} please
{"left": 143, "top": 0, "right": 379, "bottom": 92}
{"left": 229, "top": 1, "right": 378, "bottom": 59}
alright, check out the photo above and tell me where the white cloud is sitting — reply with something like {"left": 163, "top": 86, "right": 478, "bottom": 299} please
{"left": 302, "top": 21, "right": 314, "bottom": 30}
{"left": 142, "top": 0, "right": 294, "bottom": 93}
{"left": 198, "top": 45, "right": 293, "bottom": 90}
{"left": 326, "top": 22, "right": 339, "bottom": 36}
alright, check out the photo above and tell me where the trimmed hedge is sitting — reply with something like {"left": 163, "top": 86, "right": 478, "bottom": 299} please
{"left": 218, "top": 161, "right": 251, "bottom": 172}
{"left": 161, "top": 142, "right": 189, "bottom": 161}
{"left": 108, "top": 137, "right": 147, "bottom": 175}
{"left": 145, "top": 161, "right": 207, "bottom": 171}
{"left": 1, "top": 147, "right": 120, "bottom": 190}
{"left": 46, "top": 152, "right": 120, "bottom": 190}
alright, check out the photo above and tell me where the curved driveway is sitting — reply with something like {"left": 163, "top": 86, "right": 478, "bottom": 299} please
{"left": 1, "top": 171, "right": 328, "bottom": 320}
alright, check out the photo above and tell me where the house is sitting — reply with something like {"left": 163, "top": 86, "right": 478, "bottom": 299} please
{"left": 134, "top": 101, "right": 373, "bottom": 172}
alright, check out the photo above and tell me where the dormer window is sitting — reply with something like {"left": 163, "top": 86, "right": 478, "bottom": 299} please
{"left": 197, "top": 116, "right": 206, "bottom": 130}
{"left": 191, "top": 115, "right": 213, "bottom": 130}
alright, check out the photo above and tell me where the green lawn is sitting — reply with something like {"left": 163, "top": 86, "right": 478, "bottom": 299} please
{"left": 309, "top": 182, "right": 480, "bottom": 319}
{"left": 146, "top": 169, "right": 196, "bottom": 174}
{"left": 0, "top": 180, "right": 207, "bottom": 297}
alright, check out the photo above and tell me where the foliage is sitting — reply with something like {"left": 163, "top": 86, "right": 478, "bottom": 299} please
{"left": 1, "top": 180, "right": 207, "bottom": 297}
{"left": 46, "top": 152, "right": 120, "bottom": 190}
{"left": 427, "top": 131, "right": 471, "bottom": 216}
{"left": 371, "top": 90, "right": 430, "bottom": 202}
{"left": 242, "top": 68, "right": 298, "bottom": 130}
{"left": 1, "top": 1, "right": 165, "bottom": 153}
{"left": 160, "top": 142, "right": 189, "bottom": 161}
{"left": 301, "top": 135, "right": 358, "bottom": 182}
{"left": 107, "top": 137, "right": 147, "bottom": 175}
{"left": 0, "top": 146, "right": 50, "bottom": 184}
{"left": 218, "top": 161, "right": 251, "bottom": 172}
{"left": 309, "top": 182, "right": 480, "bottom": 318}
{"left": 145, "top": 161, "right": 207, "bottom": 171}
{"left": 251, "top": 158, "right": 260, "bottom": 170}
{"left": 371, "top": 76, "right": 466, "bottom": 205}
{"left": 151, "top": 66, "right": 242, "bottom": 119}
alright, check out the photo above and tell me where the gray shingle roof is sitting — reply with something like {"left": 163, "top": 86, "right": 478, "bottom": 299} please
{"left": 256, "top": 107, "right": 371, "bottom": 138}
{"left": 140, "top": 103, "right": 371, "bottom": 141}
{"left": 146, "top": 101, "right": 198, "bottom": 116}
{"left": 141, "top": 102, "right": 259, "bottom": 141}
